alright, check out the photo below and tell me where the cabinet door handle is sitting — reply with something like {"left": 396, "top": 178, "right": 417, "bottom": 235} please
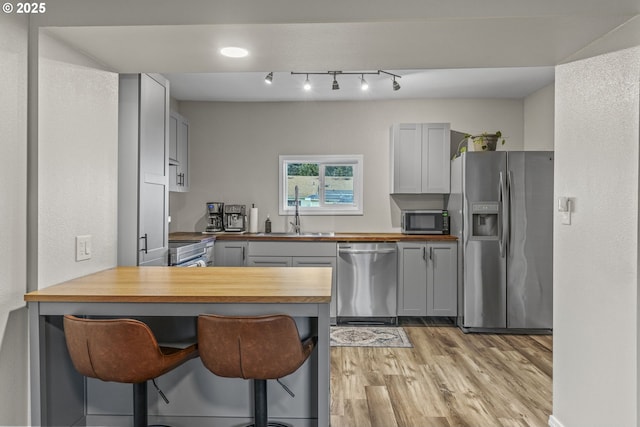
{"left": 242, "top": 246, "right": 245, "bottom": 260}
{"left": 139, "top": 233, "right": 148, "bottom": 254}
{"left": 423, "top": 247, "right": 426, "bottom": 261}
{"left": 429, "top": 247, "right": 433, "bottom": 260}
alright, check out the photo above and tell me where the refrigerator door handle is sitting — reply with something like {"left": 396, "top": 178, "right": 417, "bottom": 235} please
{"left": 498, "top": 171, "right": 508, "bottom": 258}
{"left": 507, "top": 170, "right": 513, "bottom": 257}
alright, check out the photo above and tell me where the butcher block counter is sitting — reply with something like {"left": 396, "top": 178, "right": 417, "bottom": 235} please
{"left": 24, "top": 266, "right": 331, "bottom": 303}
{"left": 171, "top": 231, "right": 457, "bottom": 242}
{"left": 25, "top": 266, "right": 331, "bottom": 427}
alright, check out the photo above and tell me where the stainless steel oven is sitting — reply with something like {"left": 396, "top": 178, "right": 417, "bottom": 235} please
{"left": 168, "top": 240, "right": 213, "bottom": 267}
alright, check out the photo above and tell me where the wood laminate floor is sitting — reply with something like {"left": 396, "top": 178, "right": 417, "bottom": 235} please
{"left": 330, "top": 322, "right": 552, "bottom": 427}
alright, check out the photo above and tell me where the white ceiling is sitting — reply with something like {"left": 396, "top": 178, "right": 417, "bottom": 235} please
{"left": 163, "top": 68, "right": 556, "bottom": 102}
{"left": 42, "top": 0, "right": 640, "bottom": 101}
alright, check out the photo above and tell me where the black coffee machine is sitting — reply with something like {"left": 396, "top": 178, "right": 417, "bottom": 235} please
{"left": 205, "top": 202, "right": 224, "bottom": 233}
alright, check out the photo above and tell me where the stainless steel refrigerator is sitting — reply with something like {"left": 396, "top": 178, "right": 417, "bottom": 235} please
{"left": 448, "top": 151, "right": 553, "bottom": 332}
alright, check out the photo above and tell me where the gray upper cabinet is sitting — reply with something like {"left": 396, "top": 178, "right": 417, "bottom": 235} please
{"left": 397, "top": 241, "right": 457, "bottom": 317}
{"left": 169, "top": 110, "right": 189, "bottom": 192}
{"left": 390, "top": 123, "right": 451, "bottom": 194}
{"left": 118, "top": 74, "right": 170, "bottom": 266}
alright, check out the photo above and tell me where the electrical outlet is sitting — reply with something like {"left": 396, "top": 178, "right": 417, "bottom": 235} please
{"left": 76, "top": 235, "right": 92, "bottom": 261}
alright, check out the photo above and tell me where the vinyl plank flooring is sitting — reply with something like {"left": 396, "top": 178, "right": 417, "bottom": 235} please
{"left": 365, "top": 385, "right": 400, "bottom": 427}
{"left": 331, "top": 325, "right": 552, "bottom": 427}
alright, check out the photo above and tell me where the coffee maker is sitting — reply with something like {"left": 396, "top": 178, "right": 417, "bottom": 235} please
{"left": 223, "top": 204, "right": 247, "bottom": 232}
{"left": 205, "top": 202, "right": 224, "bottom": 233}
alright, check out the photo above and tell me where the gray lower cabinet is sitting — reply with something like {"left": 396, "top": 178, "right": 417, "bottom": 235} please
{"left": 247, "top": 242, "right": 338, "bottom": 322}
{"left": 397, "top": 242, "right": 428, "bottom": 316}
{"left": 427, "top": 242, "right": 457, "bottom": 316}
{"left": 214, "top": 241, "right": 247, "bottom": 266}
{"left": 397, "top": 241, "right": 457, "bottom": 316}
{"left": 247, "top": 256, "right": 292, "bottom": 267}
{"left": 292, "top": 257, "right": 337, "bottom": 322}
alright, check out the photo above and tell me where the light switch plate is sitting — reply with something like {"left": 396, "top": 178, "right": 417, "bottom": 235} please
{"left": 76, "top": 235, "right": 92, "bottom": 261}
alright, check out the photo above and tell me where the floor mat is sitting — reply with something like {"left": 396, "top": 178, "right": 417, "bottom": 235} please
{"left": 330, "top": 326, "right": 413, "bottom": 348}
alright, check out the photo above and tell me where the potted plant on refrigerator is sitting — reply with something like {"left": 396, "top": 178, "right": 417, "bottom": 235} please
{"left": 453, "top": 131, "right": 506, "bottom": 159}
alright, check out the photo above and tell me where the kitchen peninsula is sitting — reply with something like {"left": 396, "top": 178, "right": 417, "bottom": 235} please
{"left": 25, "top": 266, "right": 332, "bottom": 427}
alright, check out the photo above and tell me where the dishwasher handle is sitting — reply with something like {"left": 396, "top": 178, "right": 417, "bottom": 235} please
{"left": 338, "top": 248, "right": 397, "bottom": 254}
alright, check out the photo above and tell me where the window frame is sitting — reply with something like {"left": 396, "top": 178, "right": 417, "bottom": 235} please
{"left": 278, "top": 154, "right": 364, "bottom": 216}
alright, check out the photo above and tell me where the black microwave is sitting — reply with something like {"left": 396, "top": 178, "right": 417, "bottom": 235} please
{"left": 401, "top": 209, "right": 449, "bottom": 235}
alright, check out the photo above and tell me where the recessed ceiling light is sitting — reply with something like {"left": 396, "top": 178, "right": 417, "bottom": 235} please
{"left": 220, "top": 47, "right": 249, "bottom": 58}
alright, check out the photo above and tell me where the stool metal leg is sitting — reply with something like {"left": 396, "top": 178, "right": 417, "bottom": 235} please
{"left": 250, "top": 379, "right": 289, "bottom": 427}
{"left": 133, "top": 382, "right": 147, "bottom": 427}
{"left": 254, "top": 379, "right": 267, "bottom": 427}
{"left": 133, "top": 381, "right": 172, "bottom": 427}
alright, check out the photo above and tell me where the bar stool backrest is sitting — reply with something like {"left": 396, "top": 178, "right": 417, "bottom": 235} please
{"left": 197, "top": 314, "right": 316, "bottom": 380}
{"left": 64, "top": 315, "right": 188, "bottom": 384}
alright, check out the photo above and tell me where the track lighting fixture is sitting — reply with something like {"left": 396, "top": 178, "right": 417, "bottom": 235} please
{"left": 285, "top": 70, "right": 401, "bottom": 93}
{"left": 264, "top": 72, "right": 273, "bottom": 84}
{"left": 360, "top": 74, "right": 369, "bottom": 91}
{"left": 392, "top": 77, "right": 401, "bottom": 91}
{"left": 332, "top": 72, "right": 340, "bottom": 90}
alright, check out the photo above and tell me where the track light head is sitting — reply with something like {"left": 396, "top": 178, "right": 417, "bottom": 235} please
{"left": 360, "top": 74, "right": 369, "bottom": 91}
{"left": 264, "top": 72, "right": 273, "bottom": 84}
{"left": 287, "top": 70, "right": 401, "bottom": 93}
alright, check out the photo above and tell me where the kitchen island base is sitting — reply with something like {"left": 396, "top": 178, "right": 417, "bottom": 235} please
{"left": 26, "top": 267, "right": 331, "bottom": 427}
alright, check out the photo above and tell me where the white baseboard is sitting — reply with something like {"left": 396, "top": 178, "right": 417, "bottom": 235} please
{"left": 548, "top": 414, "right": 565, "bottom": 427}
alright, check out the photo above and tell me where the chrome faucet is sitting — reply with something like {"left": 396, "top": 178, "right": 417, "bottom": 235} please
{"left": 290, "top": 185, "right": 301, "bottom": 234}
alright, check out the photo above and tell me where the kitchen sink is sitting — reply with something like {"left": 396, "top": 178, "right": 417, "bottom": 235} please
{"left": 257, "top": 232, "right": 335, "bottom": 237}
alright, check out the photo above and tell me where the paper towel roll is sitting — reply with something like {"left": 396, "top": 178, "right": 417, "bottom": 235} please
{"left": 249, "top": 207, "right": 259, "bottom": 233}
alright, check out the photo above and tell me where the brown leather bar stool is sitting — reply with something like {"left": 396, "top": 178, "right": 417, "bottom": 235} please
{"left": 198, "top": 314, "right": 317, "bottom": 427}
{"left": 63, "top": 315, "right": 199, "bottom": 427}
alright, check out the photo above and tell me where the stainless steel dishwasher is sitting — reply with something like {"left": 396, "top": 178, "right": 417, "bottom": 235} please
{"left": 337, "top": 243, "right": 398, "bottom": 324}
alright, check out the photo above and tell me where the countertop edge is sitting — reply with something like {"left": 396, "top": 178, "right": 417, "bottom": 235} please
{"left": 171, "top": 232, "right": 457, "bottom": 242}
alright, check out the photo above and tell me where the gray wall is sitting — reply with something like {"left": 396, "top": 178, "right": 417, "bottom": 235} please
{"left": 38, "top": 32, "right": 119, "bottom": 289}
{"left": 524, "top": 84, "right": 555, "bottom": 150}
{"left": 552, "top": 45, "right": 640, "bottom": 427}
{"left": 0, "top": 10, "right": 28, "bottom": 427}
{"left": 170, "top": 98, "right": 526, "bottom": 233}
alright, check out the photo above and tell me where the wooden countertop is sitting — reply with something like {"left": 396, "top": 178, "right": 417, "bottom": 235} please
{"left": 169, "top": 232, "right": 216, "bottom": 242}
{"left": 24, "top": 267, "right": 332, "bottom": 303}
{"left": 171, "top": 232, "right": 457, "bottom": 242}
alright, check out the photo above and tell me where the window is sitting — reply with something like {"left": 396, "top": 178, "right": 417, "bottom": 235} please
{"left": 279, "top": 155, "right": 364, "bottom": 215}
